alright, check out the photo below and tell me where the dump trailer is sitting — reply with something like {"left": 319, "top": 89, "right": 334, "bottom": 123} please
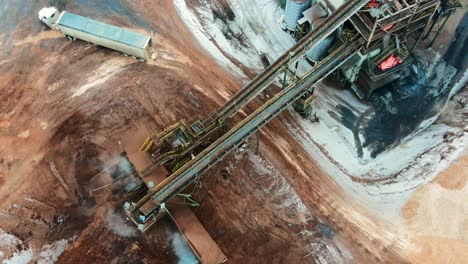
{"left": 38, "top": 7, "right": 152, "bottom": 60}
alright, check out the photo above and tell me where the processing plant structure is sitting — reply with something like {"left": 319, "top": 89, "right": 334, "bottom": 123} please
{"left": 115, "top": 0, "right": 460, "bottom": 232}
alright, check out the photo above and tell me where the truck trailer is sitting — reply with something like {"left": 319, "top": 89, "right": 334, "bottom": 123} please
{"left": 38, "top": 7, "right": 152, "bottom": 60}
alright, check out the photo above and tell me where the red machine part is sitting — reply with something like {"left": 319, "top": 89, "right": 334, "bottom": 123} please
{"left": 368, "top": 0, "right": 379, "bottom": 8}
{"left": 382, "top": 24, "right": 394, "bottom": 31}
{"left": 378, "top": 54, "right": 402, "bottom": 70}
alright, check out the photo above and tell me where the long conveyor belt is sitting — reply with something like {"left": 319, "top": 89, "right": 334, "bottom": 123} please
{"left": 125, "top": 0, "right": 369, "bottom": 230}
{"left": 203, "top": 0, "right": 370, "bottom": 126}
{"left": 127, "top": 39, "right": 363, "bottom": 230}
{"left": 153, "top": 41, "right": 362, "bottom": 203}
{"left": 135, "top": 0, "right": 369, "bottom": 178}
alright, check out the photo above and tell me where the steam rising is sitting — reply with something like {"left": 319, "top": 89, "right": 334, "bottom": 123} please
{"left": 105, "top": 209, "right": 137, "bottom": 238}
{"left": 169, "top": 232, "right": 199, "bottom": 264}
{"left": 117, "top": 156, "right": 133, "bottom": 174}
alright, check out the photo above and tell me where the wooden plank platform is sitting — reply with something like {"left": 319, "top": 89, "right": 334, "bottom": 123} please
{"left": 140, "top": 199, "right": 158, "bottom": 216}
{"left": 126, "top": 151, "right": 153, "bottom": 173}
{"left": 167, "top": 205, "right": 227, "bottom": 264}
{"left": 141, "top": 165, "right": 169, "bottom": 188}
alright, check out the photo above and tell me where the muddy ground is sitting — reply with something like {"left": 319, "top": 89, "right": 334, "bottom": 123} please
{"left": 0, "top": 0, "right": 466, "bottom": 263}
{"left": 1, "top": 0, "right": 327, "bottom": 262}
{"left": 0, "top": 0, "right": 233, "bottom": 262}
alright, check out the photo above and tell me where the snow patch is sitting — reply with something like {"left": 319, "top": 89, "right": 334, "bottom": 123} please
{"left": 248, "top": 152, "right": 311, "bottom": 222}
{"left": 0, "top": 230, "right": 21, "bottom": 249}
{"left": 450, "top": 68, "right": 468, "bottom": 98}
{"left": 2, "top": 249, "right": 33, "bottom": 264}
{"left": 37, "top": 238, "right": 73, "bottom": 264}
{"left": 305, "top": 239, "right": 345, "bottom": 264}
{"left": 287, "top": 110, "right": 467, "bottom": 219}
{"left": 0, "top": 229, "right": 24, "bottom": 263}
{"left": 0, "top": 229, "right": 74, "bottom": 264}
{"left": 174, "top": 0, "right": 246, "bottom": 80}
{"left": 72, "top": 58, "right": 128, "bottom": 97}
{"left": 17, "top": 130, "right": 30, "bottom": 139}
{"left": 217, "top": 0, "right": 296, "bottom": 64}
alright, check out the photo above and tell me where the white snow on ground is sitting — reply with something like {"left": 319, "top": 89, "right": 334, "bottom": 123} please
{"left": 2, "top": 249, "right": 33, "bottom": 264}
{"left": 287, "top": 111, "right": 467, "bottom": 219}
{"left": 241, "top": 149, "right": 345, "bottom": 262}
{"left": 450, "top": 69, "right": 468, "bottom": 98}
{"left": 0, "top": 230, "right": 21, "bottom": 249}
{"left": 305, "top": 238, "right": 346, "bottom": 264}
{"left": 208, "top": 0, "right": 296, "bottom": 67}
{"left": 174, "top": 0, "right": 248, "bottom": 80}
{"left": 174, "top": 0, "right": 299, "bottom": 77}
{"left": 176, "top": 0, "right": 467, "bottom": 220}
{"left": 37, "top": 238, "right": 73, "bottom": 264}
{"left": 0, "top": 229, "right": 74, "bottom": 264}
{"left": 247, "top": 151, "right": 311, "bottom": 222}
{"left": 0, "top": 229, "right": 26, "bottom": 263}
{"left": 72, "top": 58, "right": 128, "bottom": 98}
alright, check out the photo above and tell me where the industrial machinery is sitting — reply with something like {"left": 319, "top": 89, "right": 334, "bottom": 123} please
{"left": 38, "top": 7, "right": 152, "bottom": 60}
{"left": 282, "top": 0, "right": 312, "bottom": 32}
{"left": 423, "top": 0, "right": 463, "bottom": 48}
{"left": 286, "top": 0, "right": 441, "bottom": 98}
{"left": 347, "top": 0, "right": 441, "bottom": 97}
{"left": 121, "top": 0, "right": 444, "bottom": 231}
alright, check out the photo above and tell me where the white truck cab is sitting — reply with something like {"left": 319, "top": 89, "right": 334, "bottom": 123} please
{"left": 38, "top": 7, "right": 60, "bottom": 28}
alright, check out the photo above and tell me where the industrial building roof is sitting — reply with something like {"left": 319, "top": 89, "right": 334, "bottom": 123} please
{"left": 58, "top": 12, "right": 150, "bottom": 48}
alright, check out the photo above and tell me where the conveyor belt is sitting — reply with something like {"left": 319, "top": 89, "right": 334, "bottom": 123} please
{"left": 203, "top": 0, "right": 370, "bottom": 126}
{"left": 126, "top": 0, "right": 369, "bottom": 229}
{"left": 129, "top": 39, "right": 362, "bottom": 229}
{"left": 151, "top": 39, "right": 361, "bottom": 205}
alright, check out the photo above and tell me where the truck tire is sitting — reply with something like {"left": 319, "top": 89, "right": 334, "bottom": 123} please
{"left": 65, "top": 35, "right": 76, "bottom": 41}
{"left": 65, "top": 35, "right": 72, "bottom": 41}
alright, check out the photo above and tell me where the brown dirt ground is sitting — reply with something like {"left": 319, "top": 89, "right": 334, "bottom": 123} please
{"left": 402, "top": 155, "right": 468, "bottom": 264}
{"left": 0, "top": 0, "right": 464, "bottom": 263}
{"left": 1, "top": 0, "right": 233, "bottom": 262}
